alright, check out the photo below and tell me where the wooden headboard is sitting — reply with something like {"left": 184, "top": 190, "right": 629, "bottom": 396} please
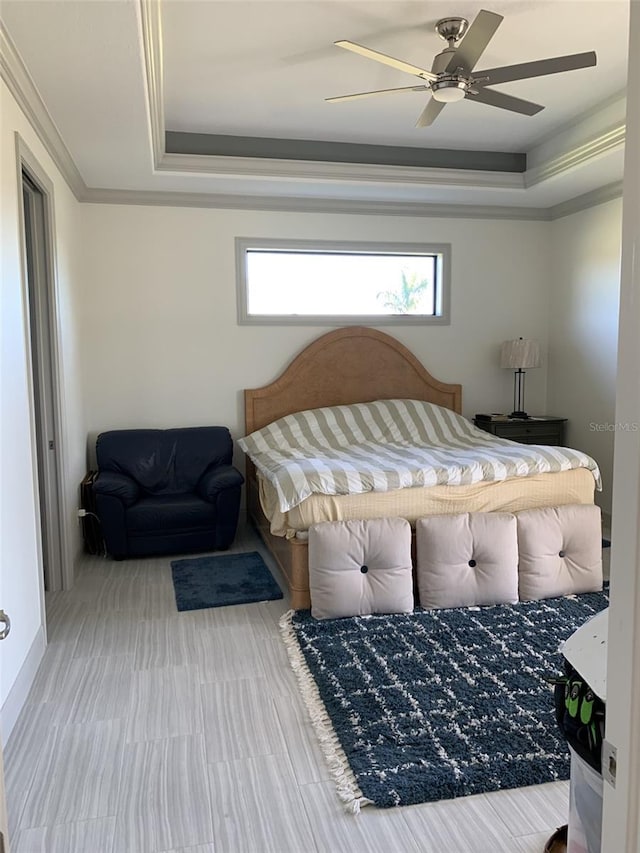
{"left": 244, "top": 326, "right": 462, "bottom": 434}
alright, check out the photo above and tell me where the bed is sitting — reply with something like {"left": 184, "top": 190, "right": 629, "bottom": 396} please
{"left": 242, "top": 327, "right": 598, "bottom": 609}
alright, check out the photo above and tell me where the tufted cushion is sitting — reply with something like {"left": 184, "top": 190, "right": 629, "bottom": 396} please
{"left": 308, "top": 518, "right": 413, "bottom": 620}
{"left": 516, "top": 505, "right": 603, "bottom": 601}
{"left": 416, "top": 512, "right": 519, "bottom": 609}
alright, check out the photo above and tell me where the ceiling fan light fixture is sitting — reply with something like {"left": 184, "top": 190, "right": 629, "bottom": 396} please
{"left": 430, "top": 79, "right": 467, "bottom": 103}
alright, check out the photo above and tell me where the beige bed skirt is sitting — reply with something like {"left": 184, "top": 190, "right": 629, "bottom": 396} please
{"left": 259, "top": 468, "right": 597, "bottom": 538}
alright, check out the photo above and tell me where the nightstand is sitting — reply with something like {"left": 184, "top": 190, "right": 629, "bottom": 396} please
{"left": 473, "top": 416, "right": 567, "bottom": 446}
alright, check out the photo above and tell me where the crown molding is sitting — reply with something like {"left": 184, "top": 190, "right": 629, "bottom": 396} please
{"left": 527, "top": 89, "right": 626, "bottom": 152}
{"left": 158, "top": 151, "right": 525, "bottom": 189}
{"left": 82, "top": 186, "right": 551, "bottom": 220}
{"left": 549, "top": 180, "right": 623, "bottom": 220}
{"left": 525, "top": 122, "right": 626, "bottom": 187}
{"left": 137, "top": 0, "right": 165, "bottom": 168}
{"left": 0, "top": 21, "right": 87, "bottom": 199}
{"left": 157, "top": 109, "right": 625, "bottom": 192}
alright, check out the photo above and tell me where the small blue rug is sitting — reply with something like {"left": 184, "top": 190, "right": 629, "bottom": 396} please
{"left": 171, "top": 551, "right": 283, "bottom": 611}
{"left": 282, "top": 591, "right": 608, "bottom": 811}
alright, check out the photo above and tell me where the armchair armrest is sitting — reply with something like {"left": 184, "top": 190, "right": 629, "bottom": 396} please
{"left": 198, "top": 465, "right": 244, "bottom": 501}
{"left": 93, "top": 471, "right": 140, "bottom": 507}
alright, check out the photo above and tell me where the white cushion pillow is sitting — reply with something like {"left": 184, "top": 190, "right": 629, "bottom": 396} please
{"left": 308, "top": 518, "right": 413, "bottom": 620}
{"left": 416, "top": 512, "right": 519, "bottom": 609}
{"left": 516, "top": 504, "right": 603, "bottom": 601}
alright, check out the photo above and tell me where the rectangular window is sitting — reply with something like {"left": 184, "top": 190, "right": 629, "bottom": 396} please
{"left": 236, "top": 238, "right": 450, "bottom": 325}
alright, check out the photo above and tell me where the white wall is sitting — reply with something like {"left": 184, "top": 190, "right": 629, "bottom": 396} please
{"left": 79, "top": 204, "right": 551, "bottom": 457}
{"left": 547, "top": 198, "right": 623, "bottom": 515}
{"left": 0, "top": 79, "right": 85, "bottom": 740}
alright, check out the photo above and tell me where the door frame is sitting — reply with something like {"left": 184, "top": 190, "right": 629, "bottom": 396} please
{"left": 15, "top": 135, "right": 72, "bottom": 595}
{"left": 601, "top": 2, "right": 640, "bottom": 848}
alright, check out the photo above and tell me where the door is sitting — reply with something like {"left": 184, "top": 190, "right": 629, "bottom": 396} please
{"left": 21, "top": 171, "right": 63, "bottom": 592}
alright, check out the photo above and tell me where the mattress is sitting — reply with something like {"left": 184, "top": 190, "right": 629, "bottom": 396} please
{"left": 259, "top": 468, "right": 596, "bottom": 539}
{"left": 239, "top": 399, "right": 601, "bottom": 514}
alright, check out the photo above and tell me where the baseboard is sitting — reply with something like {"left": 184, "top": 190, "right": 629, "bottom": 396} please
{"left": 0, "top": 625, "right": 45, "bottom": 746}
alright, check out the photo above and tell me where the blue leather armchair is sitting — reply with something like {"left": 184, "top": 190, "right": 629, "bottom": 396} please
{"left": 93, "top": 427, "right": 244, "bottom": 559}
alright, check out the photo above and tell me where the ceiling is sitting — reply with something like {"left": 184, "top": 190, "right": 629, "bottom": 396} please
{"left": 0, "top": 0, "right": 630, "bottom": 211}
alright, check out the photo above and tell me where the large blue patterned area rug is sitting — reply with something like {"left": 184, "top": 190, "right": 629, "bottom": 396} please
{"left": 280, "top": 591, "right": 608, "bottom": 812}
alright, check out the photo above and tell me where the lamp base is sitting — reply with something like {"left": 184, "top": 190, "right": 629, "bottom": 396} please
{"left": 509, "top": 410, "right": 530, "bottom": 419}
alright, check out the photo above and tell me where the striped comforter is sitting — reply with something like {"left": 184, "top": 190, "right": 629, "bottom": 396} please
{"left": 238, "top": 400, "right": 601, "bottom": 513}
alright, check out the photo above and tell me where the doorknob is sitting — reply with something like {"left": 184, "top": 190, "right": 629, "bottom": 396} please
{"left": 0, "top": 610, "right": 10, "bottom": 640}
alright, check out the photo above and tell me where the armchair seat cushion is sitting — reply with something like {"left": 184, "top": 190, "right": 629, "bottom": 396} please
{"left": 127, "top": 494, "right": 215, "bottom": 533}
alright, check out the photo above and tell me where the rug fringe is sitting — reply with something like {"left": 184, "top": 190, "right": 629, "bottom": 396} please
{"left": 279, "top": 609, "right": 371, "bottom": 814}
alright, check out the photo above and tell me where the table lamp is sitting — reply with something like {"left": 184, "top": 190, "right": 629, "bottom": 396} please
{"left": 500, "top": 337, "right": 541, "bottom": 419}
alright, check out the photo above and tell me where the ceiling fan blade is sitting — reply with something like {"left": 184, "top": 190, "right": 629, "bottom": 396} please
{"left": 475, "top": 51, "right": 597, "bottom": 87}
{"left": 326, "top": 85, "right": 429, "bottom": 103}
{"left": 335, "top": 40, "right": 437, "bottom": 81}
{"left": 416, "top": 98, "right": 446, "bottom": 128}
{"left": 468, "top": 87, "right": 544, "bottom": 116}
{"left": 446, "top": 9, "right": 503, "bottom": 73}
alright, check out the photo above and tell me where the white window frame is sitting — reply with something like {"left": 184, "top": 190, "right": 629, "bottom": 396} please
{"left": 235, "top": 237, "right": 451, "bottom": 326}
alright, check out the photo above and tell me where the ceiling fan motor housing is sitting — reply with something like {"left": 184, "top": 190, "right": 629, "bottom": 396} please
{"left": 430, "top": 44, "right": 472, "bottom": 103}
{"left": 431, "top": 47, "right": 459, "bottom": 74}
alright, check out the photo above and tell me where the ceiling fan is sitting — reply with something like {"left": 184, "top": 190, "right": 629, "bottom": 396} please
{"left": 326, "top": 9, "right": 597, "bottom": 127}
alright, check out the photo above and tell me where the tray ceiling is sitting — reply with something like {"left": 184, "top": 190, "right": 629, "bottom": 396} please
{"left": 0, "top": 0, "right": 630, "bottom": 211}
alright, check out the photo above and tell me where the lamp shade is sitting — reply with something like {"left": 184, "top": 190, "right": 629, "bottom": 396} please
{"left": 500, "top": 338, "right": 541, "bottom": 370}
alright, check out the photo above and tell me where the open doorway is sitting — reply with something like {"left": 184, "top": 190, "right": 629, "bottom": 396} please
{"left": 20, "top": 167, "right": 64, "bottom": 593}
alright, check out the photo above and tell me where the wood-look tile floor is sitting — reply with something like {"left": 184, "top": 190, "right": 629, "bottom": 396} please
{"left": 5, "top": 522, "right": 569, "bottom": 853}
